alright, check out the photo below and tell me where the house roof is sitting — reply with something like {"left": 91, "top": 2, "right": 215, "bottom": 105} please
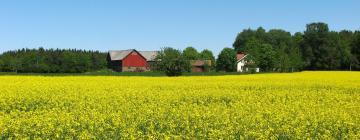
{"left": 190, "top": 60, "right": 212, "bottom": 66}
{"left": 236, "top": 52, "right": 247, "bottom": 61}
{"left": 109, "top": 49, "right": 158, "bottom": 61}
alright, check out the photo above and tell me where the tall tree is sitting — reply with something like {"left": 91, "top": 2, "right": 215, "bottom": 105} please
{"left": 216, "top": 48, "right": 237, "bottom": 72}
{"left": 182, "top": 47, "right": 199, "bottom": 72}
{"left": 267, "top": 29, "right": 293, "bottom": 72}
{"left": 351, "top": 31, "right": 360, "bottom": 70}
{"left": 338, "top": 30, "right": 354, "bottom": 70}
{"left": 290, "top": 32, "right": 305, "bottom": 71}
{"left": 182, "top": 46, "right": 199, "bottom": 60}
{"left": 301, "top": 22, "right": 340, "bottom": 70}
{"left": 240, "top": 40, "right": 276, "bottom": 72}
{"left": 233, "top": 27, "right": 268, "bottom": 52}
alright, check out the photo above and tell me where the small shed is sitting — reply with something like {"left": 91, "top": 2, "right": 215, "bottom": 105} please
{"left": 190, "top": 60, "right": 212, "bottom": 72}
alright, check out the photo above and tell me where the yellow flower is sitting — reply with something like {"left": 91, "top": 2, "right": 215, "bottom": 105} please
{"left": 0, "top": 71, "right": 359, "bottom": 139}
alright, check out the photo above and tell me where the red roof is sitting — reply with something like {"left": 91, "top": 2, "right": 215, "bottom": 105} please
{"left": 236, "top": 52, "right": 246, "bottom": 61}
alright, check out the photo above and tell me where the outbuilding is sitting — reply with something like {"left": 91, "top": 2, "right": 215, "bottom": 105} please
{"left": 190, "top": 60, "right": 212, "bottom": 72}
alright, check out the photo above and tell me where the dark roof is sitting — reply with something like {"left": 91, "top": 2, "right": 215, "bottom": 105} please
{"left": 190, "top": 60, "right": 212, "bottom": 66}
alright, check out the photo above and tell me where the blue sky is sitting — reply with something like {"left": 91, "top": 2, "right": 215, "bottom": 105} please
{"left": 0, "top": 0, "right": 359, "bottom": 55}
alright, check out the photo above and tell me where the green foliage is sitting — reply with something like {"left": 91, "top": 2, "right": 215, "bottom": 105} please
{"left": 257, "top": 44, "right": 276, "bottom": 71}
{"left": 216, "top": 48, "right": 236, "bottom": 72}
{"left": 301, "top": 23, "right": 342, "bottom": 70}
{"left": 199, "top": 49, "right": 215, "bottom": 70}
{"left": 233, "top": 22, "right": 359, "bottom": 72}
{"left": 244, "top": 43, "right": 276, "bottom": 71}
{"left": 182, "top": 47, "right": 199, "bottom": 72}
{"left": 199, "top": 49, "right": 214, "bottom": 60}
{"left": 153, "top": 47, "right": 187, "bottom": 76}
{"left": 233, "top": 27, "right": 268, "bottom": 52}
{"left": 0, "top": 48, "right": 107, "bottom": 73}
{"left": 351, "top": 31, "right": 360, "bottom": 70}
{"left": 233, "top": 28, "right": 303, "bottom": 72}
{"left": 338, "top": 30, "right": 354, "bottom": 70}
{"left": 154, "top": 47, "right": 215, "bottom": 75}
{"left": 182, "top": 47, "right": 199, "bottom": 60}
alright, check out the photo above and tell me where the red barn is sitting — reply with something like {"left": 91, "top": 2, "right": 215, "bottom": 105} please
{"left": 107, "top": 49, "right": 158, "bottom": 72}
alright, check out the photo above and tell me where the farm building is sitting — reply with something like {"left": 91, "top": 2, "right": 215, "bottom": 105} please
{"left": 107, "top": 49, "right": 158, "bottom": 72}
{"left": 108, "top": 49, "right": 213, "bottom": 72}
{"left": 190, "top": 60, "right": 212, "bottom": 72}
{"left": 236, "top": 52, "right": 259, "bottom": 72}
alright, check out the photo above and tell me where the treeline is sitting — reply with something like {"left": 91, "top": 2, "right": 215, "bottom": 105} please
{"left": 0, "top": 48, "right": 107, "bottom": 73}
{"left": 230, "top": 22, "right": 360, "bottom": 72}
{"left": 0, "top": 22, "right": 359, "bottom": 74}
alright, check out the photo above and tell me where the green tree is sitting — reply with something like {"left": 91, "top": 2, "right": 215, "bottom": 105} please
{"left": 351, "top": 31, "right": 360, "bottom": 70}
{"left": 257, "top": 44, "right": 276, "bottom": 71}
{"left": 154, "top": 47, "right": 187, "bottom": 76}
{"left": 233, "top": 27, "right": 268, "bottom": 52}
{"left": 338, "top": 30, "right": 354, "bottom": 70}
{"left": 199, "top": 49, "right": 215, "bottom": 70}
{"left": 216, "top": 48, "right": 236, "bottom": 72}
{"left": 182, "top": 47, "right": 199, "bottom": 72}
{"left": 267, "top": 29, "right": 293, "bottom": 72}
{"left": 290, "top": 32, "right": 305, "bottom": 71}
{"left": 182, "top": 47, "right": 199, "bottom": 60}
{"left": 301, "top": 22, "right": 341, "bottom": 70}
{"left": 274, "top": 44, "right": 290, "bottom": 72}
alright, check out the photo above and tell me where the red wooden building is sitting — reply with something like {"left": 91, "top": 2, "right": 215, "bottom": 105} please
{"left": 107, "top": 49, "right": 158, "bottom": 72}
{"left": 190, "top": 60, "right": 212, "bottom": 72}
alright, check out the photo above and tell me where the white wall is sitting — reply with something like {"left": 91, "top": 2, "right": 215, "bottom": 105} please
{"left": 237, "top": 60, "right": 260, "bottom": 73}
{"left": 237, "top": 60, "right": 246, "bottom": 72}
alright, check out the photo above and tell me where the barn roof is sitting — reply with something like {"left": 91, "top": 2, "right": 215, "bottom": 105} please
{"left": 109, "top": 49, "right": 134, "bottom": 60}
{"left": 138, "top": 51, "right": 158, "bottom": 61}
{"left": 109, "top": 49, "right": 158, "bottom": 61}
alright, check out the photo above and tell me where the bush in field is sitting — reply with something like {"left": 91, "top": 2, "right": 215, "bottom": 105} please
{"left": 153, "top": 47, "right": 187, "bottom": 76}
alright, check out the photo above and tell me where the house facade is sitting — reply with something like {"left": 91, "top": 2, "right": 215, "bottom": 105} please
{"left": 107, "top": 49, "right": 158, "bottom": 72}
{"left": 236, "top": 52, "right": 259, "bottom": 73}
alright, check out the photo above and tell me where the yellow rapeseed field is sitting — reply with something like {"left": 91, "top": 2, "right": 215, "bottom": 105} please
{"left": 0, "top": 71, "right": 359, "bottom": 139}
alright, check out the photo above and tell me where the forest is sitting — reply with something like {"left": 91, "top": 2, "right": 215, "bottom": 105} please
{"left": 231, "top": 22, "right": 360, "bottom": 72}
{"left": 0, "top": 48, "right": 107, "bottom": 73}
{"left": 0, "top": 22, "right": 359, "bottom": 73}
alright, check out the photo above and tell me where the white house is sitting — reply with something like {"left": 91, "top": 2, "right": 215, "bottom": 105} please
{"left": 236, "top": 52, "right": 259, "bottom": 73}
